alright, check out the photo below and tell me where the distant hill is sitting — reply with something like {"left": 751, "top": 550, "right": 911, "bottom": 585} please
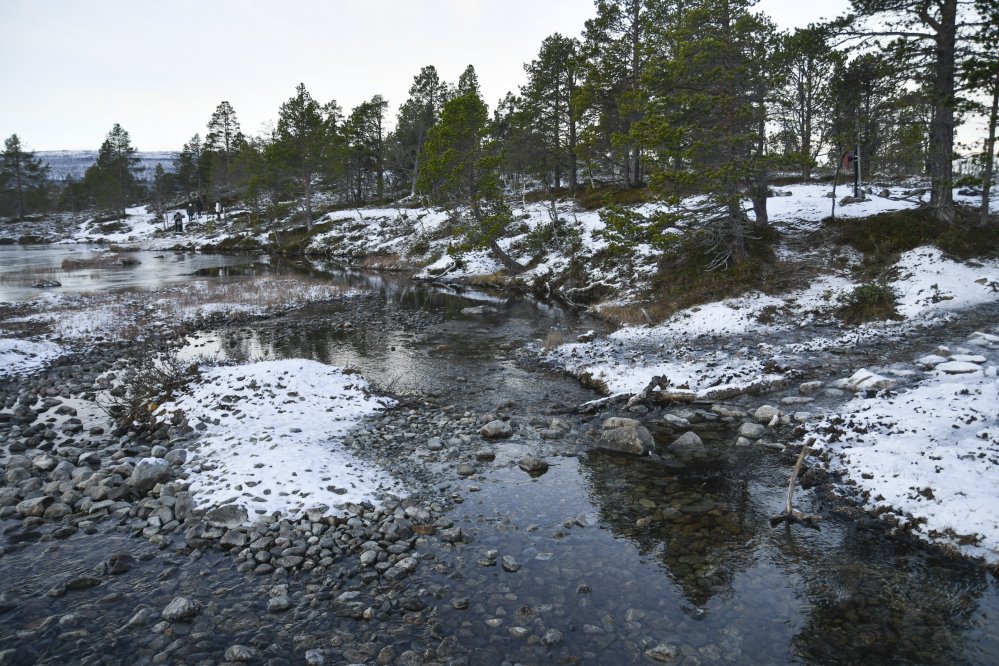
{"left": 37, "top": 151, "right": 178, "bottom": 182}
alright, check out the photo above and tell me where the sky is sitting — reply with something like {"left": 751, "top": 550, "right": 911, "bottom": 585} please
{"left": 1, "top": 0, "right": 851, "bottom": 152}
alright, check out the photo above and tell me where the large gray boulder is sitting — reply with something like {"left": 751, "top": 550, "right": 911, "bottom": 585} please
{"left": 665, "top": 431, "right": 707, "bottom": 459}
{"left": 128, "top": 458, "right": 171, "bottom": 490}
{"left": 598, "top": 418, "right": 654, "bottom": 455}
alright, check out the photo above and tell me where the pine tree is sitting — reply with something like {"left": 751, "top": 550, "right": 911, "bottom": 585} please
{"left": 578, "top": 0, "right": 657, "bottom": 189}
{"left": 771, "top": 28, "right": 843, "bottom": 180}
{"left": 964, "top": 0, "right": 999, "bottom": 224}
{"left": 273, "top": 83, "right": 340, "bottom": 230}
{"left": 1, "top": 134, "right": 50, "bottom": 219}
{"left": 642, "top": 0, "right": 775, "bottom": 266}
{"left": 522, "top": 33, "right": 582, "bottom": 191}
{"left": 419, "top": 75, "right": 520, "bottom": 270}
{"left": 205, "top": 101, "right": 243, "bottom": 191}
{"left": 83, "top": 123, "right": 140, "bottom": 218}
{"left": 389, "top": 65, "right": 453, "bottom": 198}
{"left": 174, "top": 134, "right": 205, "bottom": 197}
{"left": 836, "top": 0, "right": 980, "bottom": 223}
{"left": 345, "top": 95, "right": 388, "bottom": 201}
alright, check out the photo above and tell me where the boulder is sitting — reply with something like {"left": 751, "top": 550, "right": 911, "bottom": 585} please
{"left": 738, "top": 422, "right": 766, "bottom": 440}
{"left": 518, "top": 456, "right": 549, "bottom": 476}
{"left": 479, "top": 420, "right": 512, "bottom": 439}
{"left": 205, "top": 504, "right": 248, "bottom": 528}
{"left": 128, "top": 458, "right": 171, "bottom": 490}
{"left": 161, "top": 597, "right": 199, "bottom": 622}
{"left": 15, "top": 496, "right": 53, "bottom": 517}
{"left": 754, "top": 405, "right": 781, "bottom": 423}
{"left": 598, "top": 422, "right": 654, "bottom": 456}
{"left": 665, "top": 431, "right": 706, "bottom": 459}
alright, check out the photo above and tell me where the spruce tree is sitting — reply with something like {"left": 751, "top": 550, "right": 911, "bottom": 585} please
{"left": 1, "top": 134, "right": 50, "bottom": 219}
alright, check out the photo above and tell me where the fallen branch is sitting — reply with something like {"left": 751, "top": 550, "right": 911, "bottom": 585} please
{"left": 627, "top": 374, "right": 789, "bottom": 406}
{"left": 770, "top": 438, "right": 822, "bottom": 528}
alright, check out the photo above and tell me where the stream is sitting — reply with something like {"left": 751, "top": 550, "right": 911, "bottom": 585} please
{"left": 1, "top": 246, "right": 997, "bottom": 664}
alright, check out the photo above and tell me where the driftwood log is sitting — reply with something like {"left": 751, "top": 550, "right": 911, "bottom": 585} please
{"left": 770, "top": 438, "right": 822, "bottom": 528}
{"left": 625, "top": 374, "right": 789, "bottom": 407}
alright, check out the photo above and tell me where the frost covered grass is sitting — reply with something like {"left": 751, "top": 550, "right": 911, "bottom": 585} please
{"left": 156, "top": 359, "right": 401, "bottom": 521}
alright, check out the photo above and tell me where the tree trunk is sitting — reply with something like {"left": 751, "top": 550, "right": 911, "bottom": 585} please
{"left": 14, "top": 154, "right": 24, "bottom": 219}
{"left": 569, "top": 86, "right": 578, "bottom": 192}
{"left": 488, "top": 239, "right": 528, "bottom": 275}
{"left": 304, "top": 174, "right": 313, "bottom": 231}
{"left": 928, "top": 0, "right": 957, "bottom": 224}
{"left": 981, "top": 80, "right": 999, "bottom": 226}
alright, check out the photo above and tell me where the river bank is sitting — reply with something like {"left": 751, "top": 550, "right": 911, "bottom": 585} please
{"left": 2, "top": 183, "right": 999, "bottom": 663}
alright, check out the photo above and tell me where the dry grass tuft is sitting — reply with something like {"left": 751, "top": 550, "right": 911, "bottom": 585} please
{"left": 542, "top": 329, "right": 565, "bottom": 351}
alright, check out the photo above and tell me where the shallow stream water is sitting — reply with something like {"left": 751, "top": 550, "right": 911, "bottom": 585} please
{"left": 1, "top": 247, "right": 997, "bottom": 664}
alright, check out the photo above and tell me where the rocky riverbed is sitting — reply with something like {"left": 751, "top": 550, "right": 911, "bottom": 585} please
{"left": 2, "top": 276, "right": 999, "bottom": 665}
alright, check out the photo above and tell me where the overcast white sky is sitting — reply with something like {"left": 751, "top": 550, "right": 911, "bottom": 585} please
{"left": 1, "top": 0, "right": 851, "bottom": 151}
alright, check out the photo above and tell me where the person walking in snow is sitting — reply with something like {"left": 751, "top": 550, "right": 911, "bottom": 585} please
{"left": 173, "top": 210, "right": 184, "bottom": 233}
{"left": 215, "top": 201, "right": 222, "bottom": 221}
{"left": 196, "top": 195, "right": 204, "bottom": 219}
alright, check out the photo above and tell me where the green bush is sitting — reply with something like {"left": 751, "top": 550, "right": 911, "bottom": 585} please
{"left": 838, "top": 283, "right": 901, "bottom": 325}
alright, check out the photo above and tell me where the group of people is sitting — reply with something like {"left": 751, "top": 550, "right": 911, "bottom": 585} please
{"left": 171, "top": 194, "right": 224, "bottom": 233}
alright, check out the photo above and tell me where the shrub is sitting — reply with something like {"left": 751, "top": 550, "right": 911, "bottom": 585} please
{"left": 838, "top": 283, "right": 901, "bottom": 325}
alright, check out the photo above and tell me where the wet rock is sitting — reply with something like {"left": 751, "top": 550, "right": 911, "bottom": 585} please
{"left": 518, "top": 456, "right": 549, "bottom": 476}
{"left": 107, "top": 553, "right": 135, "bottom": 574}
{"left": 738, "top": 422, "right": 766, "bottom": 440}
{"left": 162, "top": 597, "right": 199, "bottom": 622}
{"left": 598, "top": 419, "right": 654, "bottom": 456}
{"left": 128, "top": 458, "right": 171, "bottom": 490}
{"left": 456, "top": 463, "right": 476, "bottom": 477}
{"left": 461, "top": 305, "right": 497, "bottom": 316}
{"left": 541, "top": 629, "right": 563, "bottom": 647}
{"left": 15, "top": 496, "right": 52, "bottom": 517}
{"left": 267, "top": 596, "right": 292, "bottom": 613}
{"left": 645, "top": 642, "right": 679, "bottom": 662}
{"left": 479, "top": 420, "right": 513, "bottom": 439}
{"left": 500, "top": 555, "right": 521, "bottom": 572}
{"left": 205, "top": 504, "right": 248, "bottom": 528}
{"left": 837, "top": 369, "right": 896, "bottom": 392}
{"left": 304, "top": 650, "right": 326, "bottom": 666}
{"left": 665, "top": 431, "right": 706, "bottom": 459}
{"left": 754, "top": 405, "right": 781, "bottom": 423}
{"left": 224, "top": 645, "right": 258, "bottom": 662}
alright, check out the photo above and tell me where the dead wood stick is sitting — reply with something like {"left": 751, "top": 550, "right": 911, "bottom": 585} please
{"left": 771, "top": 438, "right": 821, "bottom": 528}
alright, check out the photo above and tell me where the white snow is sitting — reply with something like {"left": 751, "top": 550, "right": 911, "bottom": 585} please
{"left": 809, "top": 334, "right": 999, "bottom": 563}
{"left": 157, "top": 359, "right": 401, "bottom": 522}
{"left": 0, "top": 338, "right": 63, "bottom": 377}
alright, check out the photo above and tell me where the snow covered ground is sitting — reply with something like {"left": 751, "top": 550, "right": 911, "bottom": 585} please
{"left": 809, "top": 332, "right": 999, "bottom": 562}
{"left": 538, "top": 186, "right": 999, "bottom": 564}
{"left": 156, "top": 359, "right": 402, "bottom": 522}
{"left": 0, "top": 338, "right": 63, "bottom": 378}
